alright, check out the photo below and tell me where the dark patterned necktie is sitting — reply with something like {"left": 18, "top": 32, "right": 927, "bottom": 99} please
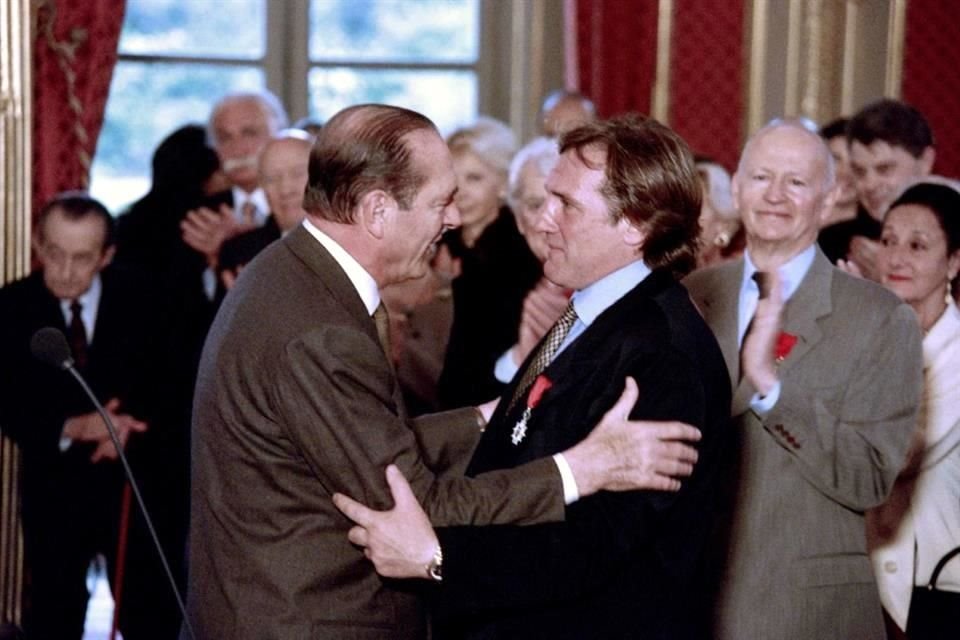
{"left": 69, "top": 300, "right": 88, "bottom": 370}
{"left": 508, "top": 301, "right": 578, "bottom": 411}
{"left": 373, "top": 303, "right": 392, "bottom": 362}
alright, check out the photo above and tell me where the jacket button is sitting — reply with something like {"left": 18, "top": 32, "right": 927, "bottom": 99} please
{"left": 884, "top": 561, "right": 898, "bottom": 574}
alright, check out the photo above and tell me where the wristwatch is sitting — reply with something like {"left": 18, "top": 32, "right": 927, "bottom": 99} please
{"left": 426, "top": 545, "right": 443, "bottom": 582}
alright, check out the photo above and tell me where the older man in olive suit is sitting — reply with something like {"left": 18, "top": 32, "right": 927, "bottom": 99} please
{"left": 683, "top": 120, "right": 924, "bottom": 639}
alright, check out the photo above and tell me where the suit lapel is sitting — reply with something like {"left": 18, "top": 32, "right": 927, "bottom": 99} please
{"left": 777, "top": 249, "right": 832, "bottom": 375}
{"left": 730, "top": 249, "right": 833, "bottom": 415}
{"left": 283, "top": 225, "right": 378, "bottom": 345}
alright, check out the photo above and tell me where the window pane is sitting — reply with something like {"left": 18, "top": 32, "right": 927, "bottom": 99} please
{"left": 308, "top": 67, "right": 476, "bottom": 136}
{"left": 120, "top": 0, "right": 266, "bottom": 60}
{"left": 91, "top": 62, "right": 264, "bottom": 213}
{"left": 309, "top": 0, "right": 479, "bottom": 63}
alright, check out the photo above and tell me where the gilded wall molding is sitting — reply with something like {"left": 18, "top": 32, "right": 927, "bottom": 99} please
{"left": 651, "top": 0, "right": 673, "bottom": 124}
{"left": 885, "top": 0, "right": 906, "bottom": 97}
{"left": 747, "top": 0, "right": 769, "bottom": 135}
{"left": 0, "top": 0, "right": 31, "bottom": 625}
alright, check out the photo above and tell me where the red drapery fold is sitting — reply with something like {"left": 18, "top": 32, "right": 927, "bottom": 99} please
{"left": 32, "top": 0, "right": 126, "bottom": 216}
{"left": 569, "top": 0, "right": 659, "bottom": 119}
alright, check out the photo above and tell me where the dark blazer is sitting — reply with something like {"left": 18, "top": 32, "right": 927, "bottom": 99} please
{"left": 438, "top": 209, "right": 542, "bottom": 408}
{"left": 684, "top": 249, "right": 924, "bottom": 640}
{"left": 218, "top": 214, "right": 282, "bottom": 274}
{"left": 186, "top": 225, "right": 569, "bottom": 640}
{"left": 432, "top": 269, "right": 731, "bottom": 639}
{"left": 0, "top": 267, "right": 158, "bottom": 638}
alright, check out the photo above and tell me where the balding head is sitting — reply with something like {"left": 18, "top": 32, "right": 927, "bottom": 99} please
{"left": 540, "top": 90, "right": 597, "bottom": 137}
{"left": 734, "top": 120, "right": 838, "bottom": 266}
{"left": 302, "top": 104, "right": 438, "bottom": 224}
{"left": 259, "top": 130, "right": 314, "bottom": 231}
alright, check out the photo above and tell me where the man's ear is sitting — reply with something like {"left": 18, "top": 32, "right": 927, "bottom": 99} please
{"left": 357, "top": 190, "right": 393, "bottom": 240}
{"left": 99, "top": 245, "right": 116, "bottom": 270}
{"left": 619, "top": 216, "right": 648, "bottom": 249}
{"left": 919, "top": 146, "right": 936, "bottom": 175}
{"left": 818, "top": 182, "right": 840, "bottom": 225}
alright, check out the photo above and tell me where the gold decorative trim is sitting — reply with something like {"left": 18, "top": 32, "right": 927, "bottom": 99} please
{"left": 885, "top": 0, "right": 906, "bottom": 97}
{"left": 841, "top": 0, "right": 859, "bottom": 115}
{"left": 652, "top": 0, "right": 673, "bottom": 123}
{"left": 37, "top": 0, "right": 92, "bottom": 186}
{"left": 784, "top": 0, "right": 802, "bottom": 116}
{"left": 1, "top": 0, "right": 31, "bottom": 624}
{"left": 747, "top": 0, "right": 769, "bottom": 135}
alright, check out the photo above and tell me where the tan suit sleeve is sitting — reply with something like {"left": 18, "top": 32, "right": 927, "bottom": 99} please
{"left": 760, "top": 302, "right": 923, "bottom": 510}
{"left": 271, "top": 325, "right": 565, "bottom": 527}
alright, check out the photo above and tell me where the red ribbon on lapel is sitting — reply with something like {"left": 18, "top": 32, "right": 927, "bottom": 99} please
{"left": 774, "top": 332, "right": 798, "bottom": 363}
{"left": 527, "top": 375, "right": 553, "bottom": 409}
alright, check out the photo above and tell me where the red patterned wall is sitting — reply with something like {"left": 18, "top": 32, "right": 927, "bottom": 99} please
{"left": 573, "top": 0, "right": 659, "bottom": 119}
{"left": 901, "top": 0, "right": 960, "bottom": 179}
{"left": 669, "top": 0, "right": 745, "bottom": 172}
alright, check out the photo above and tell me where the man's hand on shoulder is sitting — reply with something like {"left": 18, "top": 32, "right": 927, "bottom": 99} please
{"left": 562, "top": 377, "right": 701, "bottom": 496}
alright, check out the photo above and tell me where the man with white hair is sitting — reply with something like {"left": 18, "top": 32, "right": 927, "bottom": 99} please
{"left": 684, "top": 120, "right": 924, "bottom": 638}
{"left": 180, "top": 90, "right": 289, "bottom": 299}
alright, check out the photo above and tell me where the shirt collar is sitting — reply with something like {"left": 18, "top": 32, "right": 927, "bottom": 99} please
{"left": 571, "top": 259, "right": 652, "bottom": 327}
{"left": 741, "top": 244, "right": 816, "bottom": 303}
{"left": 232, "top": 187, "right": 270, "bottom": 224}
{"left": 59, "top": 274, "right": 102, "bottom": 336}
{"left": 301, "top": 219, "right": 381, "bottom": 315}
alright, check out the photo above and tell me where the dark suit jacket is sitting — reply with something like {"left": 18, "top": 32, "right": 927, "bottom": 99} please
{"left": 186, "top": 225, "right": 569, "bottom": 640}
{"left": 218, "top": 214, "right": 282, "bottom": 274}
{"left": 0, "top": 267, "right": 158, "bottom": 635}
{"left": 438, "top": 209, "right": 542, "bottom": 408}
{"left": 432, "top": 269, "right": 731, "bottom": 639}
{"left": 684, "top": 249, "right": 923, "bottom": 640}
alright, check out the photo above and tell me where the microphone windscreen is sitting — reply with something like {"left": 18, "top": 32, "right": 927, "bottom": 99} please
{"left": 30, "top": 327, "right": 73, "bottom": 370}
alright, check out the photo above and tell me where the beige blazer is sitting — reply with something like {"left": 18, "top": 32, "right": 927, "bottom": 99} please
{"left": 186, "top": 226, "right": 565, "bottom": 640}
{"left": 684, "top": 248, "right": 924, "bottom": 640}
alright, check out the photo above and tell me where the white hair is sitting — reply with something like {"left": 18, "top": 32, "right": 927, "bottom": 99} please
{"left": 736, "top": 118, "right": 836, "bottom": 190}
{"left": 507, "top": 137, "right": 559, "bottom": 207}
{"left": 207, "top": 90, "right": 290, "bottom": 147}
{"left": 696, "top": 161, "right": 737, "bottom": 221}
{"left": 446, "top": 115, "right": 518, "bottom": 175}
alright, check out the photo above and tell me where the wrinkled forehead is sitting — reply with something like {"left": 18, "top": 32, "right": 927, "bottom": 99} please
{"left": 740, "top": 125, "right": 831, "bottom": 177}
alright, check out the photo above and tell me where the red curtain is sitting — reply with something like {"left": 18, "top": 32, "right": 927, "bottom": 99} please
{"left": 901, "top": 0, "right": 960, "bottom": 179}
{"left": 32, "top": 0, "right": 126, "bottom": 216}
{"left": 669, "top": 0, "right": 745, "bottom": 171}
{"left": 569, "top": 0, "right": 659, "bottom": 118}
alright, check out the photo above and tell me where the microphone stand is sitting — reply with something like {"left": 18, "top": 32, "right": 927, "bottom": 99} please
{"left": 65, "top": 365, "right": 197, "bottom": 640}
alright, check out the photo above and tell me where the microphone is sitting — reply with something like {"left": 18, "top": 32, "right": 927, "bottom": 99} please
{"left": 30, "top": 327, "right": 196, "bottom": 640}
{"left": 30, "top": 326, "right": 74, "bottom": 370}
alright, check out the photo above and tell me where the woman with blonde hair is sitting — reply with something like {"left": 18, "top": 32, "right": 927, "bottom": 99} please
{"left": 437, "top": 117, "right": 541, "bottom": 408}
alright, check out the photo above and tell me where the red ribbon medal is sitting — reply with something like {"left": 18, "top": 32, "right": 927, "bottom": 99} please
{"left": 511, "top": 375, "right": 553, "bottom": 445}
{"left": 774, "top": 332, "right": 798, "bottom": 363}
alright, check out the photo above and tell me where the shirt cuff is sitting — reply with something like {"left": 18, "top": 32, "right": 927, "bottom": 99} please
{"left": 59, "top": 423, "right": 73, "bottom": 452}
{"left": 750, "top": 380, "right": 782, "bottom": 414}
{"left": 494, "top": 347, "right": 520, "bottom": 384}
{"left": 552, "top": 453, "right": 580, "bottom": 505}
{"left": 202, "top": 267, "right": 217, "bottom": 301}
